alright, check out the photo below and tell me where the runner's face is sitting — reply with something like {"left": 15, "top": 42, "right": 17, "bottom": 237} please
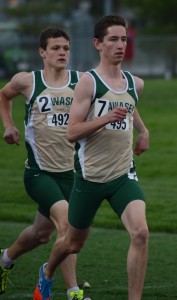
{"left": 97, "top": 25, "right": 127, "bottom": 64}
{"left": 40, "top": 37, "right": 70, "bottom": 69}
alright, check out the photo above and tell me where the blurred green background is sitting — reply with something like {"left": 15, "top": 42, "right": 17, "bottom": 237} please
{"left": 0, "top": 0, "right": 177, "bottom": 77}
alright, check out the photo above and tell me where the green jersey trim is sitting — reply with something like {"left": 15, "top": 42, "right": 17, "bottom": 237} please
{"left": 25, "top": 70, "right": 46, "bottom": 126}
{"left": 89, "top": 69, "right": 109, "bottom": 102}
{"left": 123, "top": 71, "right": 138, "bottom": 104}
{"left": 69, "top": 70, "right": 79, "bottom": 90}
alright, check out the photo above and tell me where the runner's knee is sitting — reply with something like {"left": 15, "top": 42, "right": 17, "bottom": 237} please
{"left": 70, "top": 239, "right": 85, "bottom": 253}
{"left": 32, "top": 228, "right": 53, "bottom": 244}
{"left": 131, "top": 226, "right": 149, "bottom": 246}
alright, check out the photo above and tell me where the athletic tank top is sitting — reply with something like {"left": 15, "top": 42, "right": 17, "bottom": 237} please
{"left": 25, "top": 70, "right": 79, "bottom": 172}
{"left": 74, "top": 69, "right": 138, "bottom": 183}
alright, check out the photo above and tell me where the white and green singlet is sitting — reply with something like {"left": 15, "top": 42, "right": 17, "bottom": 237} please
{"left": 25, "top": 70, "right": 79, "bottom": 172}
{"left": 74, "top": 69, "right": 138, "bottom": 183}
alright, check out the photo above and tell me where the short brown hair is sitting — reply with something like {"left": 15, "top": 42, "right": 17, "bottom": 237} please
{"left": 39, "top": 27, "right": 70, "bottom": 50}
{"left": 94, "top": 15, "right": 128, "bottom": 42}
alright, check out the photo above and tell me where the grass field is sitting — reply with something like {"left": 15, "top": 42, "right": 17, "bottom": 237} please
{"left": 1, "top": 221, "right": 177, "bottom": 300}
{"left": 0, "top": 78, "right": 177, "bottom": 299}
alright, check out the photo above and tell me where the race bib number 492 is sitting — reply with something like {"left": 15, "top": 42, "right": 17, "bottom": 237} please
{"left": 47, "top": 113, "right": 69, "bottom": 127}
{"left": 36, "top": 95, "right": 69, "bottom": 127}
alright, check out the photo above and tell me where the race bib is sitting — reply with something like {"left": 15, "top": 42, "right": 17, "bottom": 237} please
{"left": 106, "top": 117, "right": 129, "bottom": 131}
{"left": 94, "top": 98, "right": 129, "bottom": 131}
{"left": 47, "top": 113, "right": 69, "bottom": 127}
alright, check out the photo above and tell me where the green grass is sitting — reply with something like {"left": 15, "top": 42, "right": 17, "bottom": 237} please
{"left": 1, "top": 221, "right": 177, "bottom": 300}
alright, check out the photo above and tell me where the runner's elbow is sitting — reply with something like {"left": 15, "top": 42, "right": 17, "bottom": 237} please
{"left": 66, "top": 129, "right": 77, "bottom": 143}
{"left": 67, "top": 133, "right": 75, "bottom": 143}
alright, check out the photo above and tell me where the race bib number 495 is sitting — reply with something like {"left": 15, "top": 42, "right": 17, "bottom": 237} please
{"left": 94, "top": 98, "right": 129, "bottom": 131}
{"left": 106, "top": 118, "right": 129, "bottom": 131}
